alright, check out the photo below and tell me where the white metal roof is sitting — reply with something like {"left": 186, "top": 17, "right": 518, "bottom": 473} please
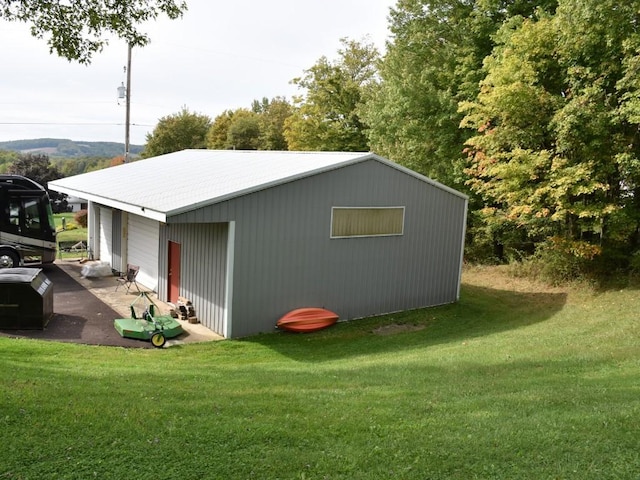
{"left": 49, "top": 150, "right": 466, "bottom": 222}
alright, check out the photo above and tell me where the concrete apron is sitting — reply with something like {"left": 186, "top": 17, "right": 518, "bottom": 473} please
{"left": 56, "top": 260, "right": 223, "bottom": 346}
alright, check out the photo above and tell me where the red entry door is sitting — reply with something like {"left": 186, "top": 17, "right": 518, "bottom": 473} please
{"left": 168, "top": 241, "right": 181, "bottom": 304}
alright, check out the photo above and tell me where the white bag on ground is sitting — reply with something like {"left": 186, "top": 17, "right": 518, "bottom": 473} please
{"left": 81, "top": 262, "right": 113, "bottom": 278}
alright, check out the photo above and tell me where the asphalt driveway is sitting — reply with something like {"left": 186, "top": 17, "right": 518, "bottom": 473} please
{"left": 0, "top": 263, "right": 153, "bottom": 348}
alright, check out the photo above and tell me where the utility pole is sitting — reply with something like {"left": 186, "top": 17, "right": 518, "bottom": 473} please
{"left": 124, "top": 44, "right": 132, "bottom": 163}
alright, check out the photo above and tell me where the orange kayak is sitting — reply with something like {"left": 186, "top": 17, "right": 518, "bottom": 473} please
{"left": 276, "top": 308, "right": 339, "bottom": 333}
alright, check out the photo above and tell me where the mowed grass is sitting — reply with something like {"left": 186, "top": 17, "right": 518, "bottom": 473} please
{"left": 54, "top": 213, "right": 88, "bottom": 259}
{"left": 1, "top": 267, "right": 639, "bottom": 479}
{"left": 54, "top": 213, "right": 87, "bottom": 242}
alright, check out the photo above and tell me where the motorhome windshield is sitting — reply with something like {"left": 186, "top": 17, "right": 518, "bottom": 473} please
{"left": 0, "top": 175, "right": 57, "bottom": 267}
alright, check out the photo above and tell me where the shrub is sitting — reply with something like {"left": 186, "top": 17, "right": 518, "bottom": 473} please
{"left": 74, "top": 209, "right": 88, "bottom": 228}
{"left": 56, "top": 223, "right": 77, "bottom": 233}
{"left": 521, "top": 237, "right": 600, "bottom": 285}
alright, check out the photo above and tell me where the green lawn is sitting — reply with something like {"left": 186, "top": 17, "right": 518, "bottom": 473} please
{"left": 54, "top": 213, "right": 88, "bottom": 259}
{"left": 1, "top": 267, "right": 638, "bottom": 479}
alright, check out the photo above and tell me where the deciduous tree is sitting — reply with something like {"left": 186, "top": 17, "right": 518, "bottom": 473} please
{"left": 255, "top": 97, "right": 292, "bottom": 151}
{"left": 7, "top": 152, "right": 64, "bottom": 204}
{"left": 110, "top": 155, "right": 125, "bottom": 167}
{"left": 206, "top": 99, "right": 293, "bottom": 151}
{"left": 8, "top": 152, "right": 61, "bottom": 187}
{"left": 285, "top": 38, "right": 379, "bottom": 152}
{"left": 206, "top": 110, "right": 235, "bottom": 150}
{"left": 226, "top": 109, "right": 261, "bottom": 150}
{"left": 0, "top": 0, "right": 187, "bottom": 64}
{"left": 0, "top": 149, "right": 18, "bottom": 174}
{"left": 143, "top": 107, "right": 212, "bottom": 158}
{"left": 461, "top": 0, "right": 640, "bottom": 270}
{"left": 363, "top": 0, "right": 558, "bottom": 187}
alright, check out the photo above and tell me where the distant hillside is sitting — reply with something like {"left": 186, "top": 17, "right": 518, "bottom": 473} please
{"left": 0, "top": 138, "right": 144, "bottom": 158}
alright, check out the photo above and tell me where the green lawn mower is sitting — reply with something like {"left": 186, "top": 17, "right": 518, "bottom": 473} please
{"left": 114, "top": 292, "right": 184, "bottom": 348}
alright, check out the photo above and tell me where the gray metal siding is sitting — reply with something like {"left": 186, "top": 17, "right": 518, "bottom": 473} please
{"left": 158, "top": 223, "right": 228, "bottom": 335}
{"left": 169, "top": 159, "right": 467, "bottom": 338}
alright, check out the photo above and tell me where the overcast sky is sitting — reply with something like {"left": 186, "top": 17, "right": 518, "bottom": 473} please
{"left": 0, "top": 0, "right": 395, "bottom": 146}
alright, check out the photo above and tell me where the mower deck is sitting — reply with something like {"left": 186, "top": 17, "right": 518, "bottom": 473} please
{"left": 113, "top": 292, "right": 184, "bottom": 347}
{"left": 114, "top": 315, "right": 184, "bottom": 340}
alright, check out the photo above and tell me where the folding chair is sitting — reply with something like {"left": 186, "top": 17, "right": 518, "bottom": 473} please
{"left": 115, "top": 264, "right": 141, "bottom": 293}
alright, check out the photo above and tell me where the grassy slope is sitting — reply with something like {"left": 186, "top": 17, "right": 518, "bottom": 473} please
{"left": 54, "top": 213, "right": 88, "bottom": 260}
{"left": 0, "top": 267, "right": 638, "bottom": 479}
{"left": 54, "top": 213, "right": 87, "bottom": 243}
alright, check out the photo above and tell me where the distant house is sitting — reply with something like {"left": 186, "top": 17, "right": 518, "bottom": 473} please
{"left": 49, "top": 150, "right": 468, "bottom": 338}
{"left": 66, "top": 196, "right": 87, "bottom": 212}
{"left": 53, "top": 195, "right": 86, "bottom": 213}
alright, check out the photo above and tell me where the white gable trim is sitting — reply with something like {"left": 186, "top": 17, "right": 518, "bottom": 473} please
{"left": 50, "top": 185, "right": 167, "bottom": 222}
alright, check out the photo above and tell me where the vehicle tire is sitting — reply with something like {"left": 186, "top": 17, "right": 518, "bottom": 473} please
{"left": 151, "top": 332, "right": 166, "bottom": 348}
{"left": 0, "top": 249, "right": 19, "bottom": 268}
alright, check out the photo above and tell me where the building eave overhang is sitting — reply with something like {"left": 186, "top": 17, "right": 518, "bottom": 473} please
{"left": 48, "top": 183, "right": 167, "bottom": 222}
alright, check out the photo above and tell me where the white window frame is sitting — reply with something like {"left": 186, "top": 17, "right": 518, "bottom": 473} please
{"left": 330, "top": 206, "right": 405, "bottom": 239}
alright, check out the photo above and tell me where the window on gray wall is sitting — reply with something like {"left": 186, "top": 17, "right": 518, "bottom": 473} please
{"left": 331, "top": 207, "right": 405, "bottom": 238}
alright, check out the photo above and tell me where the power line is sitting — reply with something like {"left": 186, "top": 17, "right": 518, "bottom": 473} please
{"left": 0, "top": 121, "right": 153, "bottom": 127}
{"left": 0, "top": 101, "right": 116, "bottom": 106}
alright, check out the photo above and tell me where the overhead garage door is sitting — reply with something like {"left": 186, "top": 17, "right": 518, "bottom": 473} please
{"left": 127, "top": 213, "right": 159, "bottom": 291}
{"left": 98, "top": 207, "right": 112, "bottom": 265}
